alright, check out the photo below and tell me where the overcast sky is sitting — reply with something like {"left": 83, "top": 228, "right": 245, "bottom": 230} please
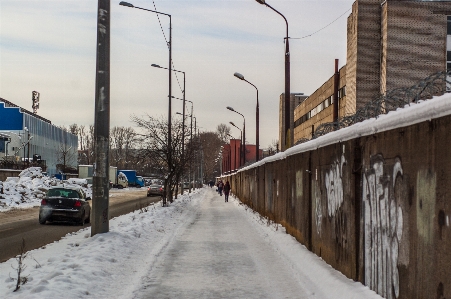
{"left": 0, "top": 0, "right": 354, "bottom": 148}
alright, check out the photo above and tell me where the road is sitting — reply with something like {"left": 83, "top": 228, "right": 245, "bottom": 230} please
{"left": 0, "top": 189, "right": 160, "bottom": 263}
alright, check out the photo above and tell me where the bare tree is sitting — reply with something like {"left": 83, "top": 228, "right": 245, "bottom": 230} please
{"left": 56, "top": 126, "right": 77, "bottom": 173}
{"left": 267, "top": 139, "right": 279, "bottom": 156}
{"left": 109, "top": 126, "right": 136, "bottom": 169}
{"left": 216, "top": 123, "right": 231, "bottom": 143}
{"left": 131, "top": 114, "right": 194, "bottom": 205}
{"left": 199, "top": 131, "right": 223, "bottom": 182}
{"left": 77, "top": 125, "right": 95, "bottom": 165}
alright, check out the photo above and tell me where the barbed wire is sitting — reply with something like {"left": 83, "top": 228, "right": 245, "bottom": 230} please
{"left": 308, "top": 70, "right": 451, "bottom": 140}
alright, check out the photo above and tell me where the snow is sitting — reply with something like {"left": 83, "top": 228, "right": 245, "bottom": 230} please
{"left": 0, "top": 167, "right": 92, "bottom": 212}
{"left": 241, "top": 93, "right": 451, "bottom": 172}
{"left": 0, "top": 188, "right": 383, "bottom": 298}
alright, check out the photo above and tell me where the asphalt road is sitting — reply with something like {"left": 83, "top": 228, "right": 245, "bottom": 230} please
{"left": 0, "top": 189, "right": 160, "bottom": 263}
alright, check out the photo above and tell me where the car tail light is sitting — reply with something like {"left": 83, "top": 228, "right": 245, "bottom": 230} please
{"left": 74, "top": 200, "right": 82, "bottom": 207}
{"left": 41, "top": 199, "right": 47, "bottom": 205}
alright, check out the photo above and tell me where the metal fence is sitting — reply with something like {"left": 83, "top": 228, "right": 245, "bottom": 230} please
{"left": 312, "top": 70, "right": 451, "bottom": 139}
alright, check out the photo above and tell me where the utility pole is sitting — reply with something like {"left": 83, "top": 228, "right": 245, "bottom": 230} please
{"left": 92, "top": 0, "right": 110, "bottom": 236}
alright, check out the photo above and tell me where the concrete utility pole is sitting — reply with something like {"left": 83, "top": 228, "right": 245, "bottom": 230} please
{"left": 92, "top": 0, "right": 110, "bottom": 236}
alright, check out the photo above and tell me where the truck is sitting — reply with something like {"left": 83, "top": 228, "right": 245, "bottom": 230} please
{"left": 118, "top": 170, "right": 144, "bottom": 188}
{"left": 78, "top": 165, "right": 128, "bottom": 188}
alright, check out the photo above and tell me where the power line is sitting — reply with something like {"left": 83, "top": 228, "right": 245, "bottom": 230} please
{"left": 297, "top": 8, "right": 351, "bottom": 40}
{"left": 152, "top": 0, "right": 184, "bottom": 95}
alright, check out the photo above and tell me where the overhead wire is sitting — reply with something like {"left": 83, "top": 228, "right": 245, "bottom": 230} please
{"left": 152, "top": 0, "right": 184, "bottom": 96}
{"left": 296, "top": 8, "right": 351, "bottom": 40}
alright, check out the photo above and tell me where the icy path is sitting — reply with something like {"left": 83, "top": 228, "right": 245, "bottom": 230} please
{"left": 131, "top": 187, "right": 382, "bottom": 299}
{"left": 132, "top": 188, "right": 309, "bottom": 299}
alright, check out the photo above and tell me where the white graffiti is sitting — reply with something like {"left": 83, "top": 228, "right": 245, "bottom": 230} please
{"left": 363, "top": 156, "right": 403, "bottom": 299}
{"left": 314, "top": 181, "right": 322, "bottom": 236}
{"left": 325, "top": 153, "right": 346, "bottom": 217}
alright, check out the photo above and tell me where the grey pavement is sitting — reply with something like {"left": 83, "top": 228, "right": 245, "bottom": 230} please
{"left": 132, "top": 188, "right": 309, "bottom": 299}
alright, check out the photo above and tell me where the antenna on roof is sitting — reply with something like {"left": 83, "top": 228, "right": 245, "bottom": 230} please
{"left": 32, "top": 91, "right": 40, "bottom": 114}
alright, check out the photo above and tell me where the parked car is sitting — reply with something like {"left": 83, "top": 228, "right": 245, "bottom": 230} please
{"left": 147, "top": 182, "right": 164, "bottom": 197}
{"left": 39, "top": 186, "right": 91, "bottom": 225}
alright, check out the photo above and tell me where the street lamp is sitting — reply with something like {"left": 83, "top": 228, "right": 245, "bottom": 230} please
{"left": 154, "top": 65, "right": 186, "bottom": 193}
{"left": 175, "top": 98, "right": 194, "bottom": 192}
{"left": 229, "top": 121, "right": 243, "bottom": 167}
{"left": 255, "top": 0, "right": 290, "bottom": 150}
{"left": 227, "top": 107, "right": 245, "bottom": 166}
{"left": 233, "top": 72, "right": 259, "bottom": 162}
{"left": 152, "top": 64, "right": 185, "bottom": 161}
{"left": 120, "top": 1, "right": 172, "bottom": 205}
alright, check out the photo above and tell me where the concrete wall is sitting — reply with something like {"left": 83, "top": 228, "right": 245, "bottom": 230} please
{"left": 225, "top": 113, "right": 451, "bottom": 299}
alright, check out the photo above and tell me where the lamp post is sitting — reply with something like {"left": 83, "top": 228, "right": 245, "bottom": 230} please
{"left": 177, "top": 99, "right": 194, "bottom": 192}
{"left": 153, "top": 64, "right": 186, "bottom": 168}
{"left": 233, "top": 72, "right": 259, "bottom": 162}
{"left": 229, "top": 121, "right": 243, "bottom": 167}
{"left": 120, "top": 1, "right": 172, "bottom": 205}
{"left": 227, "top": 107, "right": 245, "bottom": 166}
{"left": 255, "top": 0, "right": 290, "bottom": 150}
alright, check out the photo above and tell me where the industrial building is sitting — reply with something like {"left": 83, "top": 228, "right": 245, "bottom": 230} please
{"left": 287, "top": 0, "right": 451, "bottom": 144}
{"left": 0, "top": 98, "right": 78, "bottom": 175}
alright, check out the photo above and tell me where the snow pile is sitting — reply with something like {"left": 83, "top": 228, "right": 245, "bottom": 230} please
{"left": 0, "top": 189, "right": 203, "bottom": 298}
{"left": 0, "top": 167, "right": 91, "bottom": 211}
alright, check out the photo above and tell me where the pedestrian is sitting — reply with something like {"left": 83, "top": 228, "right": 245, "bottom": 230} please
{"left": 218, "top": 180, "right": 223, "bottom": 196}
{"left": 223, "top": 181, "right": 230, "bottom": 202}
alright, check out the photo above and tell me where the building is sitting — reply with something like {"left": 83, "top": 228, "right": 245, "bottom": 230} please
{"left": 291, "top": 0, "right": 451, "bottom": 144}
{"left": 0, "top": 98, "right": 78, "bottom": 175}
{"left": 279, "top": 93, "right": 308, "bottom": 151}
{"left": 221, "top": 139, "right": 263, "bottom": 174}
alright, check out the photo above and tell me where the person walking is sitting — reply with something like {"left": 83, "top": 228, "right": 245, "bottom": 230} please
{"left": 223, "top": 181, "right": 230, "bottom": 202}
{"left": 218, "top": 180, "right": 224, "bottom": 196}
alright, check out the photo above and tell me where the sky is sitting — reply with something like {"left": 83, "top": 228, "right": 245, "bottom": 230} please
{"left": 0, "top": 0, "right": 354, "bottom": 148}
{"left": 0, "top": 186, "right": 383, "bottom": 298}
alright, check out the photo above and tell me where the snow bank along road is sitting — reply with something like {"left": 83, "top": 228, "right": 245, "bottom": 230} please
{"left": 0, "top": 189, "right": 157, "bottom": 262}
{"left": 0, "top": 188, "right": 382, "bottom": 298}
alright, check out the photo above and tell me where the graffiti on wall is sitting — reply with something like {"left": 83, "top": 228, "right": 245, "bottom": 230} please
{"left": 314, "top": 180, "right": 322, "bottom": 236}
{"left": 363, "top": 155, "right": 403, "bottom": 299}
{"left": 325, "top": 153, "right": 346, "bottom": 217}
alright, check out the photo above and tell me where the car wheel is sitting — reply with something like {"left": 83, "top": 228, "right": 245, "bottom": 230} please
{"left": 39, "top": 215, "right": 46, "bottom": 225}
{"left": 78, "top": 211, "right": 85, "bottom": 226}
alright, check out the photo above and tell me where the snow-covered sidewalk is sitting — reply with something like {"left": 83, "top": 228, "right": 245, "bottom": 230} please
{"left": 0, "top": 188, "right": 382, "bottom": 298}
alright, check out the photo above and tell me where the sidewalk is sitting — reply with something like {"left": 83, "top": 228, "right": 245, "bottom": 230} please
{"left": 131, "top": 188, "right": 382, "bottom": 299}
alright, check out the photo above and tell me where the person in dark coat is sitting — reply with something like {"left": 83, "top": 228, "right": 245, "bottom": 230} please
{"left": 223, "top": 181, "right": 231, "bottom": 202}
{"left": 217, "top": 180, "right": 223, "bottom": 196}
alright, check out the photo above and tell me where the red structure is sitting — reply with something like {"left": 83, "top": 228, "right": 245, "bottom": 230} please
{"left": 221, "top": 139, "right": 262, "bottom": 174}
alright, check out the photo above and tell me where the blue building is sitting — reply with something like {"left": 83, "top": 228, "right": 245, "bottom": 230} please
{"left": 0, "top": 98, "right": 78, "bottom": 175}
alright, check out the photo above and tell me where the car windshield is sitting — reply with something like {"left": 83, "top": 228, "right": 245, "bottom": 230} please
{"left": 47, "top": 188, "right": 80, "bottom": 199}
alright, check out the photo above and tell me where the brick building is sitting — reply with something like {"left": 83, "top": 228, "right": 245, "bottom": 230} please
{"left": 221, "top": 139, "right": 263, "bottom": 174}
{"left": 292, "top": 0, "right": 451, "bottom": 143}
